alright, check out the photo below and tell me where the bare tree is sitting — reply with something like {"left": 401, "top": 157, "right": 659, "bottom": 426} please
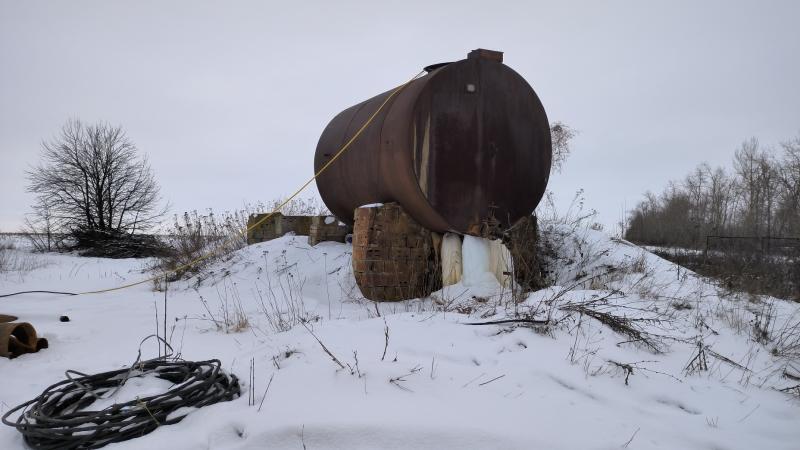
{"left": 776, "top": 136, "right": 800, "bottom": 236}
{"left": 26, "top": 119, "right": 166, "bottom": 253}
{"left": 707, "top": 166, "right": 733, "bottom": 234}
{"left": 733, "top": 138, "right": 770, "bottom": 237}
{"left": 23, "top": 196, "right": 58, "bottom": 252}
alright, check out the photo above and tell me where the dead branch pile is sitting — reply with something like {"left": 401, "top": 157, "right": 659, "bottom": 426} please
{"left": 70, "top": 229, "right": 168, "bottom": 258}
{"left": 559, "top": 301, "right": 666, "bottom": 353}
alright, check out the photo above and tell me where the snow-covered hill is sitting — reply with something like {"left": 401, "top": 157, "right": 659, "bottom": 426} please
{"left": 1, "top": 223, "right": 798, "bottom": 449}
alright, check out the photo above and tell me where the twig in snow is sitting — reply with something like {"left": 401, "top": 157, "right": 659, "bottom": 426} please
{"left": 609, "top": 359, "right": 683, "bottom": 385}
{"left": 323, "top": 252, "right": 331, "bottom": 321}
{"left": 684, "top": 341, "right": 709, "bottom": 375}
{"left": 389, "top": 365, "right": 422, "bottom": 391}
{"left": 707, "top": 347, "right": 750, "bottom": 372}
{"left": 737, "top": 404, "right": 760, "bottom": 422}
{"left": 462, "top": 372, "right": 486, "bottom": 388}
{"left": 622, "top": 427, "right": 640, "bottom": 448}
{"left": 163, "top": 280, "right": 168, "bottom": 357}
{"left": 257, "top": 373, "right": 275, "bottom": 412}
{"left": 463, "top": 318, "right": 550, "bottom": 326}
{"left": 381, "top": 318, "right": 389, "bottom": 361}
{"left": 608, "top": 360, "right": 634, "bottom": 385}
{"left": 780, "top": 385, "right": 800, "bottom": 397}
{"left": 301, "top": 322, "right": 345, "bottom": 370}
{"left": 346, "top": 350, "right": 363, "bottom": 377}
{"left": 248, "top": 357, "right": 256, "bottom": 406}
{"left": 478, "top": 374, "right": 506, "bottom": 386}
{"left": 153, "top": 301, "right": 160, "bottom": 358}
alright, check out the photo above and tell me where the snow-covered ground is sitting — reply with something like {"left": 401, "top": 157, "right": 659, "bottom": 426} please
{"left": 1, "top": 223, "right": 799, "bottom": 449}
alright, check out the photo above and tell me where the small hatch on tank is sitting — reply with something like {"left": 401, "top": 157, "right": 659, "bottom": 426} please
{"left": 423, "top": 62, "right": 452, "bottom": 73}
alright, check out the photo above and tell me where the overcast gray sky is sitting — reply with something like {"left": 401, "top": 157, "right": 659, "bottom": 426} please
{"left": 2, "top": 0, "right": 798, "bottom": 233}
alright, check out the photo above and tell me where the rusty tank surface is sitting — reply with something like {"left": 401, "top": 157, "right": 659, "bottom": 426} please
{"left": 314, "top": 49, "right": 552, "bottom": 236}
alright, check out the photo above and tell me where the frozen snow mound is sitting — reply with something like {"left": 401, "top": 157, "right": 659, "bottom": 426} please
{"left": 1, "top": 225, "right": 799, "bottom": 450}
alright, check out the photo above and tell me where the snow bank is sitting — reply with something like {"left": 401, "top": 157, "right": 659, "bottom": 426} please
{"left": 1, "top": 226, "right": 799, "bottom": 450}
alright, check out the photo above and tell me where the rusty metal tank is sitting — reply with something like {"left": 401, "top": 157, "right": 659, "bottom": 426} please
{"left": 314, "top": 49, "right": 552, "bottom": 236}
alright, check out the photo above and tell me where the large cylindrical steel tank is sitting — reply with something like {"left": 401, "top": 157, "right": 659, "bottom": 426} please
{"left": 314, "top": 49, "right": 552, "bottom": 236}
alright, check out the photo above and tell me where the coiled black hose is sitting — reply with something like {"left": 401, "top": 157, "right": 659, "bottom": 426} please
{"left": 1, "top": 357, "right": 240, "bottom": 449}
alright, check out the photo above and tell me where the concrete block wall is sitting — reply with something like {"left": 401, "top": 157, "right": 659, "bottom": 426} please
{"left": 246, "top": 213, "right": 312, "bottom": 244}
{"left": 308, "top": 216, "right": 351, "bottom": 246}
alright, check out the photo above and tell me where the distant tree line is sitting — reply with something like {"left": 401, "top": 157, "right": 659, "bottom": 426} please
{"left": 625, "top": 134, "right": 800, "bottom": 248}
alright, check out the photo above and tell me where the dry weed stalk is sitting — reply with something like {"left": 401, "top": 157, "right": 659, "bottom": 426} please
{"left": 193, "top": 279, "right": 250, "bottom": 333}
{"left": 381, "top": 319, "right": 389, "bottom": 361}
{"left": 389, "top": 365, "right": 422, "bottom": 391}
{"left": 255, "top": 256, "right": 312, "bottom": 332}
{"left": 301, "top": 322, "right": 345, "bottom": 370}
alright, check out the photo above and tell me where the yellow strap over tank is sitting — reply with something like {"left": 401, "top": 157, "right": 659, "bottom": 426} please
{"left": 77, "top": 70, "right": 426, "bottom": 296}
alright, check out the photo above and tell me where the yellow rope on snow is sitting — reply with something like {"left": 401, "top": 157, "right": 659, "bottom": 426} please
{"left": 78, "top": 71, "right": 425, "bottom": 296}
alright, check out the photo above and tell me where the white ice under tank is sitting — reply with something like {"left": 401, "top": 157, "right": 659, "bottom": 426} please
{"left": 462, "top": 236, "right": 501, "bottom": 287}
{"left": 441, "top": 233, "right": 463, "bottom": 286}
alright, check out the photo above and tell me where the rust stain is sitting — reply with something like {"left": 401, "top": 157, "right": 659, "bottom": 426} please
{"left": 419, "top": 114, "right": 431, "bottom": 196}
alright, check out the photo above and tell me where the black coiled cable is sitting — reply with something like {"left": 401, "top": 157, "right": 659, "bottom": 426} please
{"left": 1, "top": 356, "right": 240, "bottom": 449}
